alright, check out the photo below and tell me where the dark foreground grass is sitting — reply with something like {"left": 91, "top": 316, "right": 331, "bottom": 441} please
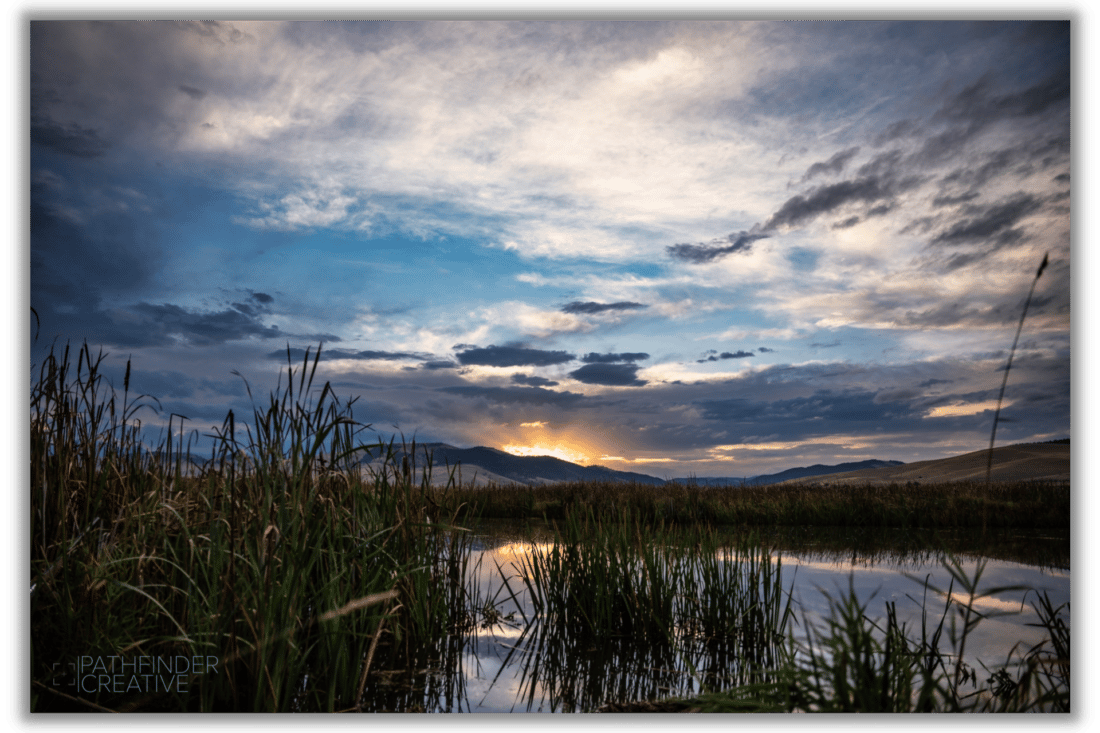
{"left": 31, "top": 343, "right": 474, "bottom": 712}
{"left": 687, "top": 557, "right": 1069, "bottom": 713}
{"left": 502, "top": 509, "right": 1068, "bottom": 713}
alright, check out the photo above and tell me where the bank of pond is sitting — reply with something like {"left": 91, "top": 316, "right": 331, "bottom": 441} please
{"left": 32, "top": 494, "right": 1070, "bottom": 713}
{"left": 441, "top": 476, "right": 1069, "bottom": 530}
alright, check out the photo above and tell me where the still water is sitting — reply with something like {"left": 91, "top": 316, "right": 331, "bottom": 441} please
{"left": 366, "top": 522, "right": 1070, "bottom": 713}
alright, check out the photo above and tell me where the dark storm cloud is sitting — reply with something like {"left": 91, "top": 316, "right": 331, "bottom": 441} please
{"left": 580, "top": 352, "right": 649, "bottom": 363}
{"left": 568, "top": 363, "right": 646, "bottom": 386}
{"left": 230, "top": 292, "right": 276, "bottom": 317}
{"left": 439, "top": 385, "right": 588, "bottom": 407}
{"left": 117, "top": 368, "right": 248, "bottom": 402}
{"left": 764, "top": 176, "right": 918, "bottom": 231}
{"left": 873, "top": 119, "right": 920, "bottom": 146}
{"left": 834, "top": 265, "right": 1068, "bottom": 329}
{"left": 666, "top": 230, "right": 770, "bottom": 264}
{"left": 455, "top": 345, "right": 575, "bottom": 367}
{"left": 800, "top": 146, "right": 860, "bottom": 182}
{"left": 561, "top": 300, "right": 648, "bottom": 314}
{"left": 270, "top": 347, "right": 430, "bottom": 362}
{"left": 939, "top": 135, "right": 1069, "bottom": 189}
{"left": 178, "top": 84, "right": 207, "bottom": 100}
{"left": 930, "top": 194, "right": 1041, "bottom": 246}
{"left": 831, "top": 216, "right": 860, "bottom": 230}
{"left": 757, "top": 347, "right": 775, "bottom": 353}
{"left": 422, "top": 361, "right": 458, "bottom": 370}
{"left": 906, "top": 71, "right": 1069, "bottom": 169}
{"left": 30, "top": 188, "right": 173, "bottom": 348}
{"left": 873, "top": 387, "right": 923, "bottom": 403}
{"left": 134, "top": 303, "right": 283, "bottom": 346}
{"left": 610, "top": 353, "right": 1071, "bottom": 454}
{"left": 512, "top": 374, "right": 559, "bottom": 387}
{"left": 697, "top": 390, "right": 917, "bottom": 426}
{"left": 31, "top": 117, "right": 111, "bottom": 158}
{"left": 908, "top": 127, "right": 977, "bottom": 169}
{"left": 855, "top": 150, "right": 904, "bottom": 180}
{"left": 940, "top": 149, "right": 1022, "bottom": 189}
{"left": 855, "top": 59, "right": 1070, "bottom": 213}
{"left": 932, "top": 192, "right": 980, "bottom": 208}
{"left": 177, "top": 20, "right": 255, "bottom": 45}
{"left": 932, "top": 70, "right": 1069, "bottom": 128}
{"left": 696, "top": 350, "right": 754, "bottom": 363}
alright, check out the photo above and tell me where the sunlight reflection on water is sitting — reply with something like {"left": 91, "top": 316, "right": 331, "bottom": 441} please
{"left": 424, "top": 524, "right": 1070, "bottom": 712}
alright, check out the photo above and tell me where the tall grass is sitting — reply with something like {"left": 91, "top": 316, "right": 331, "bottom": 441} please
{"left": 982, "top": 252, "right": 1051, "bottom": 534}
{"left": 597, "top": 554, "right": 1070, "bottom": 713}
{"left": 444, "top": 478, "right": 1069, "bottom": 530}
{"left": 501, "top": 506, "right": 1073, "bottom": 708}
{"left": 771, "top": 556, "right": 1070, "bottom": 713}
{"left": 30, "top": 343, "right": 475, "bottom": 712}
{"left": 506, "top": 509, "right": 794, "bottom": 709}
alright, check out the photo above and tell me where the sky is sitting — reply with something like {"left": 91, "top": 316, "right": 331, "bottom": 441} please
{"left": 28, "top": 18, "right": 1072, "bottom": 478}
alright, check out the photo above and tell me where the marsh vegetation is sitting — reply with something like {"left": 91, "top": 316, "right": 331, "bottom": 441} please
{"left": 30, "top": 344, "right": 1069, "bottom": 712}
{"left": 442, "top": 476, "right": 1069, "bottom": 530}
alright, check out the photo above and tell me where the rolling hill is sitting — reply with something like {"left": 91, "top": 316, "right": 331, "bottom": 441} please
{"left": 148, "top": 439, "right": 1068, "bottom": 489}
{"left": 358, "top": 440, "right": 1068, "bottom": 488}
{"left": 670, "top": 460, "right": 905, "bottom": 487}
{"left": 772, "top": 440, "right": 1069, "bottom": 486}
{"left": 357, "top": 442, "right": 667, "bottom": 487}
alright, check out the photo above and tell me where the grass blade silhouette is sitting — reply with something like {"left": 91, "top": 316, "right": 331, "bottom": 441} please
{"left": 984, "top": 253, "right": 1049, "bottom": 530}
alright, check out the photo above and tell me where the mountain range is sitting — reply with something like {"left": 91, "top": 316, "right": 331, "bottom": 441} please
{"left": 357, "top": 442, "right": 667, "bottom": 486}
{"left": 358, "top": 439, "right": 1069, "bottom": 488}
{"left": 668, "top": 460, "right": 905, "bottom": 487}
{"left": 146, "top": 438, "right": 1068, "bottom": 488}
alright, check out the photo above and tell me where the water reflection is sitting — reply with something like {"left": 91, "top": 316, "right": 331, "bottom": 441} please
{"left": 362, "top": 521, "right": 1069, "bottom": 712}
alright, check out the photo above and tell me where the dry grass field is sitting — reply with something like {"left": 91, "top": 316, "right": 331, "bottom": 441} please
{"left": 777, "top": 441, "right": 1069, "bottom": 486}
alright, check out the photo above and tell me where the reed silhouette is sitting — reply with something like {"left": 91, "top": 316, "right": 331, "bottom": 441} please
{"left": 983, "top": 253, "right": 1050, "bottom": 532}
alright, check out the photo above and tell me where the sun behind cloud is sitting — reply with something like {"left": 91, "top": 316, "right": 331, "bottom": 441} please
{"left": 501, "top": 442, "right": 591, "bottom": 464}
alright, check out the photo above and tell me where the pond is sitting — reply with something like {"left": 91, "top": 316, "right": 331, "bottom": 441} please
{"left": 360, "top": 521, "right": 1070, "bottom": 713}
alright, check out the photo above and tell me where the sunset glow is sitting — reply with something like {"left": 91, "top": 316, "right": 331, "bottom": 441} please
{"left": 926, "top": 401, "right": 1008, "bottom": 418}
{"left": 502, "top": 444, "right": 592, "bottom": 465}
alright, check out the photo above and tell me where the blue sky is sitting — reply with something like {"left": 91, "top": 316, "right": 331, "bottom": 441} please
{"left": 28, "top": 19, "right": 1071, "bottom": 477}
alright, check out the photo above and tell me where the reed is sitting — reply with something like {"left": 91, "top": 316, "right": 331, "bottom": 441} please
{"left": 442, "top": 477, "right": 1068, "bottom": 530}
{"left": 509, "top": 509, "right": 795, "bottom": 703}
{"left": 30, "top": 343, "right": 475, "bottom": 712}
{"left": 506, "top": 517, "right": 1068, "bottom": 713}
{"left": 665, "top": 555, "right": 1070, "bottom": 713}
{"left": 980, "top": 252, "right": 1052, "bottom": 535}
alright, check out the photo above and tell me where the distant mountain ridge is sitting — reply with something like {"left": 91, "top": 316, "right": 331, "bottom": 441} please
{"left": 148, "top": 439, "right": 1067, "bottom": 488}
{"left": 360, "top": 440, "right": 1067, "bottom": 488}
{"left": 670, "top": 460, "right": 906, "bottom": 487}
{"left": 360, "top": 444, "right": 908, "bottom": 488}
{"left": 777, "top": 441, "right": 1069, "bottom": 485}
{"left": 358, "top": 442, "right": 667, "bottom": 486}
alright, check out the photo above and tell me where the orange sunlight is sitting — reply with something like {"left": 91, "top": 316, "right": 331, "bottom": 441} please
{"left": 926, "top": 400, "right": 1006, "bottom": 418}
{"left": 502, "top": 443, "right": 591, "bottom": 464}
